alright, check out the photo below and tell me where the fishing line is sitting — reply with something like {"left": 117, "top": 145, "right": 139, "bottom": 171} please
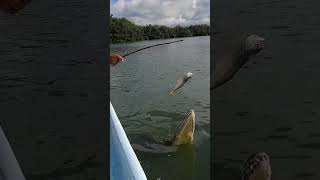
{"left": 122, "top": 39, "right": 184, "bottom": 58}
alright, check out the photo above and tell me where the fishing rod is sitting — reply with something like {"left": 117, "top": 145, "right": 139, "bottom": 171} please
{"left": 122, "top": 39, "right": 183, "bottom": 58}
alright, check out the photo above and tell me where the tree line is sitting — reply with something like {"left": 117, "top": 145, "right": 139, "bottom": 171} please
{"left": 110, "top": 15, "right": 210, "bottom": 43}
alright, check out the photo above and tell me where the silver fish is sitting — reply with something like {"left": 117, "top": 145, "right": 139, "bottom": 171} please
{"left": 169, "top": 72, "right": 193, "bottom": 96}
{"left": 212, "top": 34, "right": 265, "bottom": 90}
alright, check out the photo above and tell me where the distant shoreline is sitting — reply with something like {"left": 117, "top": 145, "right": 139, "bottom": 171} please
{"left": 110, "top": 15, "right": 210, "bottom": 43}
{"left": 110, "top": 35, "right": 210, "bottom": 45}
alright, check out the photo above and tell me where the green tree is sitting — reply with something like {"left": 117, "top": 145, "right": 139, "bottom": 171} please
{"left": 110, "top": 16, "right": 210, "bottom": 43}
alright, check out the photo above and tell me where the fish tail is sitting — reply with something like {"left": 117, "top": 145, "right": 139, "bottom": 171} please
{"left": 169, "top": 91, "right": 176, "bottom": 96}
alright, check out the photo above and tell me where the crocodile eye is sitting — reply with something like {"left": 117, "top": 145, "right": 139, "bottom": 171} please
{"left": 186, "top": 110, "right": 191, "bottom": 115}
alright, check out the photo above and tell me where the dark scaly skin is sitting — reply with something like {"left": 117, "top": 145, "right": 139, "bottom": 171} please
{"left": 170, "top": 110, "right": 195, "bottom": 146}
{"left": 154, "top": 110, "right": 195, "bottom": 147}
{"left": 132, "top": 110, "right": 195, "bottom": 153}
{"left": 242, "top": 152, "right": 272, "bottom": 180}
{"left": 0, "top": 0, "right": 30, "bottom": 14}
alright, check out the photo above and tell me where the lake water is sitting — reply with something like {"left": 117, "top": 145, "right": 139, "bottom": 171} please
{"left": 213, "top": 0, "right": 320, "bottom": 179}
{"left": 0, "top": 0, "right": 107, "bottom": 179}
{"left": 110, "top": 36, "right": 210, "bottom": 180}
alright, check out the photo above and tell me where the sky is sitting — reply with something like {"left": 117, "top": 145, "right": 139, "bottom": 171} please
{"left": 110, "top": 0, "right": 210, "bottom": 27}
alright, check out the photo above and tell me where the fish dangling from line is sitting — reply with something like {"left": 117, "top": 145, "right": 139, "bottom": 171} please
{"left": 169, "top": 72, "right": 193, "bottom": 96}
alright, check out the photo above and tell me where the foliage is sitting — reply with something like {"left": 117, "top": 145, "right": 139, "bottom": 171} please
{"left": 110, "top": 15, "right": 210, "bottom": 43}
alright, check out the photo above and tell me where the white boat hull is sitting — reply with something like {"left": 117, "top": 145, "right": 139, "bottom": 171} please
{"left": 110, "top": 102, "right": 147, "bottom": 180}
